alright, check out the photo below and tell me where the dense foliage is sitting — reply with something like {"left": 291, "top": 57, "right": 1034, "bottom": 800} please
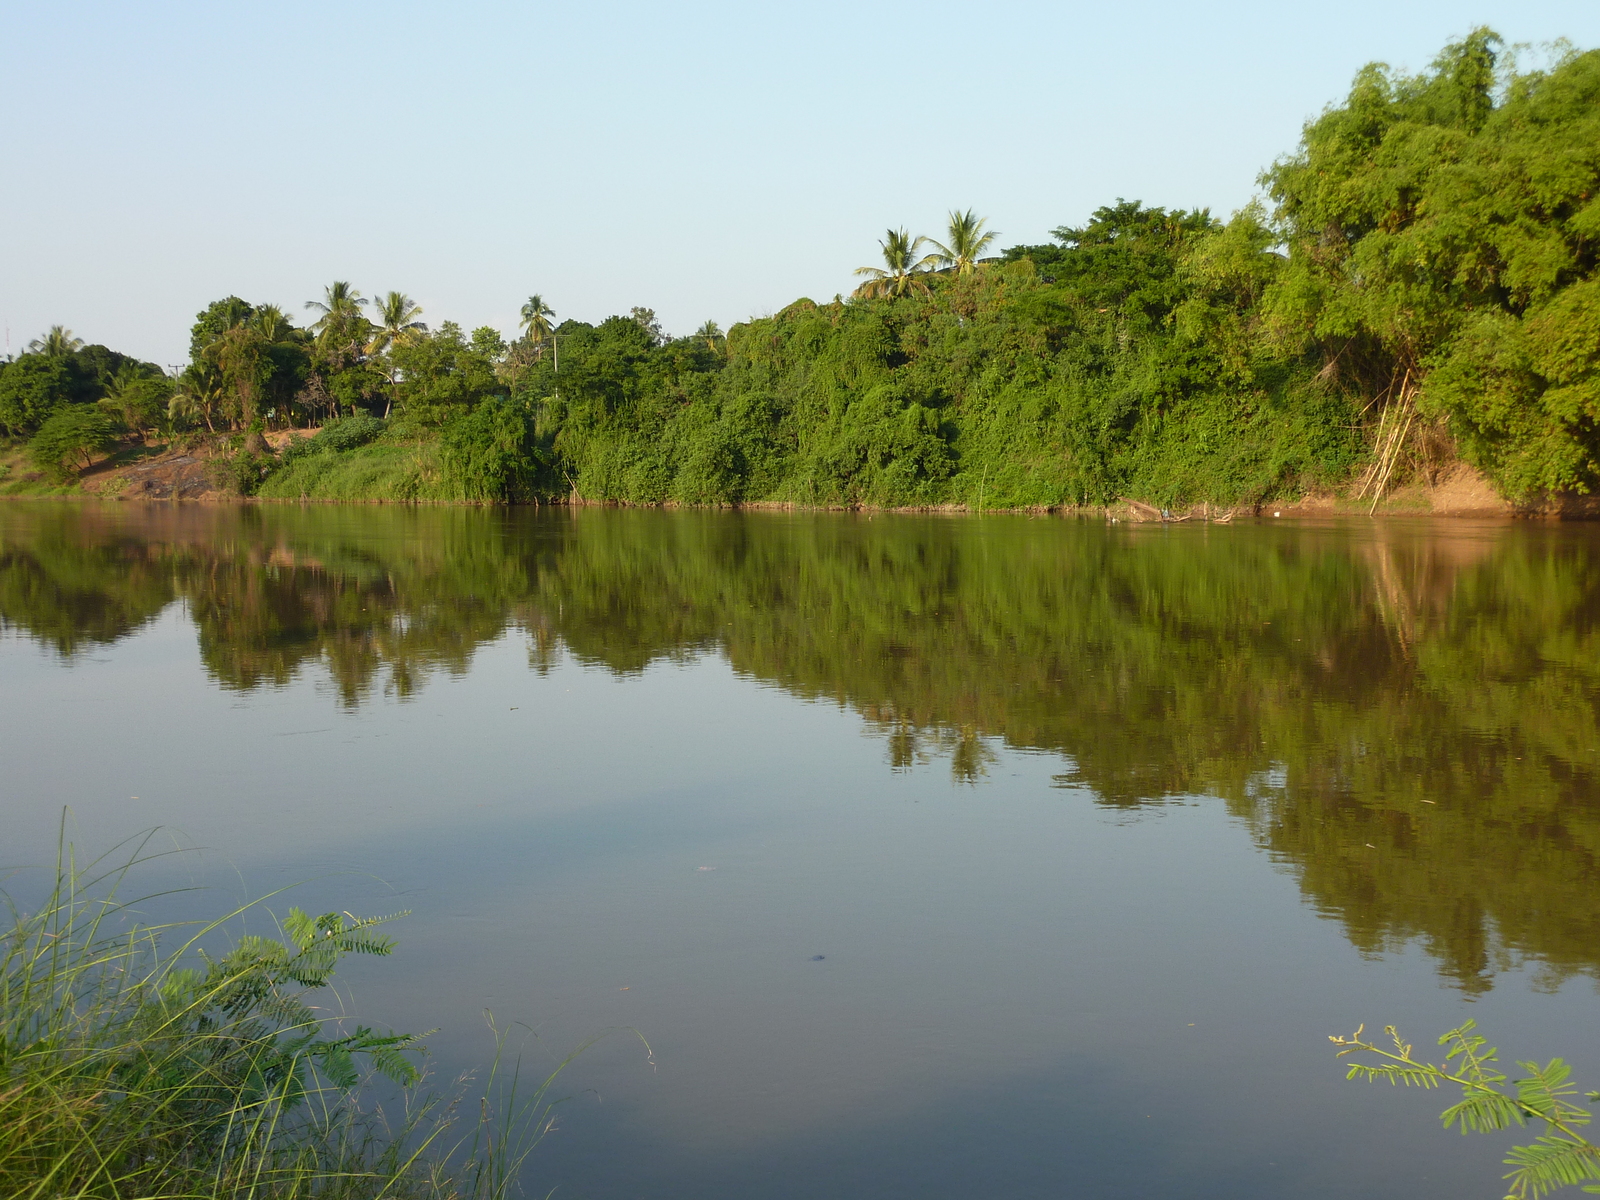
{"left": 530, "top": 199, "right": 1364, "bottom": 508}
{"left": 0, "top": 335, "right": 163, "bottom": 439}
{"left": 5, "top": 30, "right": 1595, "bottom": 504}
{"left": 1263, "top": 29, "right": 1600, "bottom": 497}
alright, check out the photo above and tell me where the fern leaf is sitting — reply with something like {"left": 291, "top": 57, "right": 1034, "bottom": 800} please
{"left": 313, "top": 910, "right": 344, "bottom": 936}
{"left": 339, "top": 932, "right": 396, "bottom": 957}
{"left": 159, "top": 967, "right": 203, "bottom": 1003}
{"left": 284, "top": 961, "right": 333, "bottom": 988}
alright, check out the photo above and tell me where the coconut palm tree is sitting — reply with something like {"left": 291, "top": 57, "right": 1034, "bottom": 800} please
{"left": 520, "top": 295, "right": 556, "bottom": 346}
{"left": 304, "top": 282, "right": 367, "bottom": 340}
{"left": 171, "top": 366, "right": 224, "bottom": 434}
{"left": 929, "top": 210, "right": 1000, "bottom": 275}
{"left": 27, "top": 326, "right": 85, "bottom": 356}
{"left": 368, "top": 292, "right": 427, "bottom": 357}
{"left": 251, "top": 305, "right": 296, "bottom": 343}
{"left": 695, "top": 320, "right": 725, "bottom": 353}
{"left": 853, "top": 229, "right": 939, "bottom": 299}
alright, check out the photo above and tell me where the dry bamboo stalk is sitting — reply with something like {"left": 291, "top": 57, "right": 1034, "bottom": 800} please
{"left": 1354, "top": 370, "right": 1412, "bottom": 502}
{"left": 1354, "top": 404, "right": 1395, "bottom": 500}
{"left": 1370, "top": 401, "right": 1416, "bottom": 514}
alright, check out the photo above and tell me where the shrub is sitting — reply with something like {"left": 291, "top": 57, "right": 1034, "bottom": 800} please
{"left": 218, "top": 449, "right": 277, "bottom": 495}
{"left": 27, "top": 407, "right": 121, "bottom": 480}
{"left": 313, "top": 412, "right": 387, "bottom": 452}
{"left": 439, "top": 397, "right": 544, "bottom": 501}
{"left": 278, "top": 432, "right": 320, "bottom": 463}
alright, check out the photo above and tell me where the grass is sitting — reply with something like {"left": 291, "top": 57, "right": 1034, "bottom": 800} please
{"left": 255, "top": 444, "right": 442, "bottom": 502}
{"left": 1, "top": 827, "right": 576, "bottom": 1199}
{"left": 0, "top": 439, "right": 161, "bottom": 498}
{"left": 0, "top": 444, "right": 75, "bottom": 497}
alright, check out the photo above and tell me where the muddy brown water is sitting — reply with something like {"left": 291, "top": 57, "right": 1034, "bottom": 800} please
{"left": 4, "top": 501, "right": 1599, "bottom": 1199}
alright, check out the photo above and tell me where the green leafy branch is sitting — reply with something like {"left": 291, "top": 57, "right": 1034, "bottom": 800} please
{"left": 106, "top": 904, "right": 429, "bottom": 1138}
{"left": 1332, "top": 1020, "right": 1600, "bottom": 1198}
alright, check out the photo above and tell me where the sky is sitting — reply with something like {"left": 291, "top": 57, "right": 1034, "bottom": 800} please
{"left": 2, "top": 1, "right": 1598, "bottom": 367}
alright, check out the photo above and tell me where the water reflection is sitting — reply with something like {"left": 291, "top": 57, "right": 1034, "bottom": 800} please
{"left": 3, "top": 501, "right": 1599, "bottom": 995}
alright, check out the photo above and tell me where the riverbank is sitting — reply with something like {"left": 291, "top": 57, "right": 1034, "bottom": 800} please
{"left": 4, "top": 434, "right": 1590, "bottom": 519}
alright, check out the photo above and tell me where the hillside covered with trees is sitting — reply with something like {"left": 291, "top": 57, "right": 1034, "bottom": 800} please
{"left": 2, "top": 29, "right": 1596, "bottom": 509}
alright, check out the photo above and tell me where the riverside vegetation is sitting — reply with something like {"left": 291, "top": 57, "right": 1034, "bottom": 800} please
{"left": 8, "top": 501, "right": 1600, "bottom": 1193}
{"left": 3, "top": 30, "right": 1598, "bottom": 510}
{"left": 0, "top": 830, "right": 571, "bottom": 1200}
{"left": 8, "top": 26, "right": 1600, "bottom": 1199}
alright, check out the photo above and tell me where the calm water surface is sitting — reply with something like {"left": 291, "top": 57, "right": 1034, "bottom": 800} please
{"left": 4, "top": 502, "right": 1600, "bottom": 1199}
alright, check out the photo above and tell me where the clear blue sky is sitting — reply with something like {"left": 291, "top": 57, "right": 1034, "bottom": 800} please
{"left": 3, "top": 1, "right": 1597, "bottom": 366}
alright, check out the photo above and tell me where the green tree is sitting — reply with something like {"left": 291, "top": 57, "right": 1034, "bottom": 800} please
{"left": 189, "top": 297, "right": 254, "bottom": 360}
{"left": 369, "top": 292, "right": 427, "bottom": 360}
{"left": 169, "top": 366, "right": 224, "bottom": 433}
{"left": 99, "top": 367, "right": 174, "bottom": 438}
{"left": 251, "top": 303, "right": 295, "bottom": 342}
{"left": 0, "top": 355, "right": 79, "bottom": 436}
{"left": 695, "top": 320, "right": 726, "bottom": 354}
{"left": 367, "top": 292, "right": 428, "bottom": 413}
{"left": 181, "top": 298, "right": 251, "bottom": 433}
{"left": 28, "top": 406, "right": 120, "bottom": 479}
{"left": 303, "top": 284, "right": 379, "bottom": 419}
{"left": 71, "top": 345, "right": 157, "bottom": 401}
{"left": 438, "top": 395, "right": 543, "bottom": 501}
{"left": 929, "top": 209, "right": 999, "bottom": 275}
{"left": 304, "top": 281, "right": 368, "bottom": 343}
{"left": 206, "top": 323, "right": 273, "bottom": 433}
{"left": 519, "top": 295, "right": 557, "bottom": 347}
{"left": 26, "top": 326, "right": 85, "bottom": 357}
{"left": 852, "top": 229, "right": 938, "bottom": 299}
{"left": 177, "top": 298, "right": 309, "bottom": 432}
{"left": 390, "top": 322, "right": 502, "bottom": 424}
{"left": 471, "top": 326, "right": 508, "bottom": 361}
{"left": 1262, "top": 30, "right": 1600, "bottom": 495}
{"left": 629, "top": 307, "right": 664, "bottom": 344}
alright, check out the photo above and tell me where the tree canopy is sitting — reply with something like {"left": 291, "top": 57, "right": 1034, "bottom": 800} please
{"left": 7, "top": 30, "right": 1596, "bottom": 510}
{"left": 1262, "top": 29, "right": 1600, "bottom": 495}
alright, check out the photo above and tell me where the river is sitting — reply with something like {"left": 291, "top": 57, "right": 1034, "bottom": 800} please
{"left": 3, "top": 501, "right": 1598, "bottom": 1198}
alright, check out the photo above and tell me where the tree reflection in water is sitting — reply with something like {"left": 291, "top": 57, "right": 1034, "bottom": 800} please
{"left": 4, "top": 501, "right": 1599, "bottom": 995}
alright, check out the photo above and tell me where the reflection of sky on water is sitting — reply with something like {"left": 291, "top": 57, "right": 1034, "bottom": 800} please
{"left": 4, "top": 506, "right": 1600, "bottom": 1198}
